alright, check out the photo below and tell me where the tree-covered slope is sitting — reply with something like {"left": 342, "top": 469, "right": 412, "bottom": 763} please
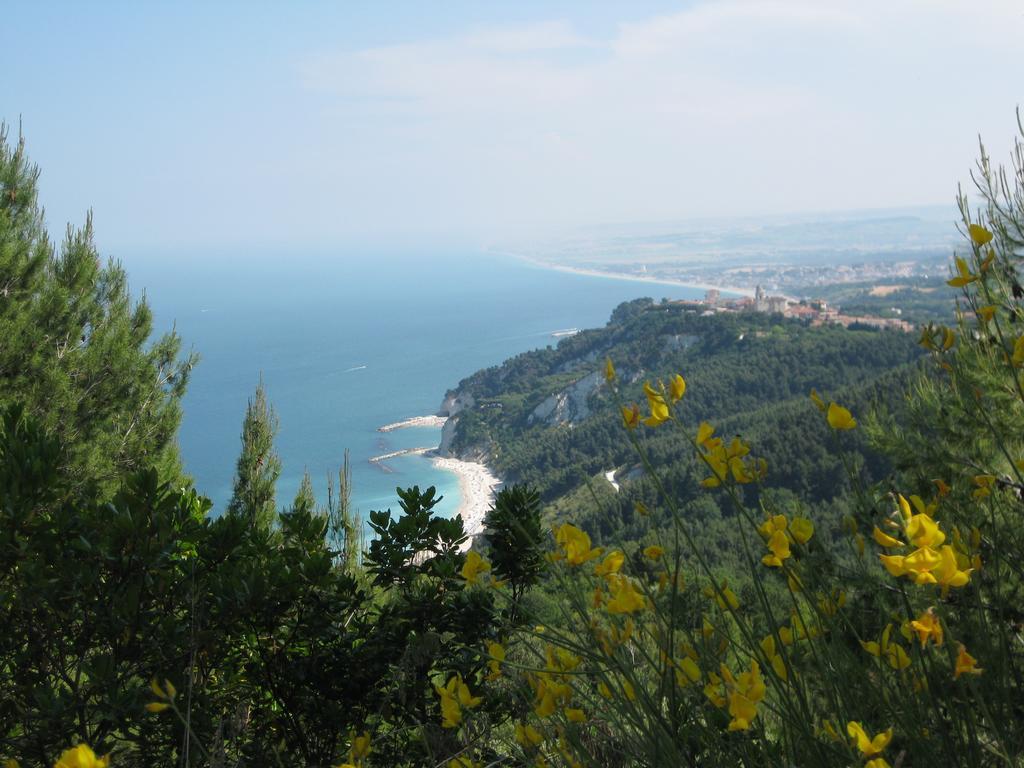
{"left": 442, "top": 299, "right": 924, "bottom": 538}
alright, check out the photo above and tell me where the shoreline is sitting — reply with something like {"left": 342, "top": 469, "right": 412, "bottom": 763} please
{"left": 378, "top": 414, "right": 447, "bottom": 432}
{"left": 430, "top": 454, "right": 502, "bottom": 550}
{"left": 498, "top": 252, "right": 756, "bottom": 299}
{"left": 369, "top": 446, "right": 434, "bottom": 463}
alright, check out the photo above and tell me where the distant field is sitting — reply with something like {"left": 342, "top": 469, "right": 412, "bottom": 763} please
{"left": 809, "top": 276, "right": 957, "bottom": 324}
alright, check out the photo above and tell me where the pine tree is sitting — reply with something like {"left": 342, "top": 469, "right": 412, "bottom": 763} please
{"left": 327, "top": 448, "right": 361, "bottom": 571}
{"left": 292, "top": 469, "right": 316, "bottom": 515}
{"left": 0, "top": 125, "right": 195, "bottom": 493}
{"left": 227, "top": 378, "right": 281, "bottom": 529}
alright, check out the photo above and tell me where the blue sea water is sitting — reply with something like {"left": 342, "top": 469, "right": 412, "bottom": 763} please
{"left": 125, "top": 250, "right": 703, "bottom": 523}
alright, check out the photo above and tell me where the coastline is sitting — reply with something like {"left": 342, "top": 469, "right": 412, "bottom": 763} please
{"left": 502, "top": 252, "right": 756, "bottom": 299}
{"left": 430, "top": 454, "right": 502, "bottom": 550}
{"left": 375, "top": 414, "right": 502, "bottom": 548}
{"left": 378, "top": 414, "right": 447, "bottom": 432}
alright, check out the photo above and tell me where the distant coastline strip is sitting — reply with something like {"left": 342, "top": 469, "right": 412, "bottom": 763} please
{"left": 504, "top": 253, "right": 756, "bottom": 299}
{"left": 368, "top": 446, "right": 434, "bottom": 463}
{"left": 378, "top": 415, "right": 447, "bottom": 432}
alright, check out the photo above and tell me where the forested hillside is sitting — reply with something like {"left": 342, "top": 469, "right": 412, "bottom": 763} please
{"left": 443, "top": 302, "right": 923, "bottom": 551}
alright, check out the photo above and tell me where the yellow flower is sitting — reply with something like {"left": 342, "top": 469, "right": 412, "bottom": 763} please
{"left": 642, "top": 545, "right": 664, "bottom": 560}
{"left": 554, "top": 523, "right": 603, "bottom": 566}
{"left": 954, "top": 644, "right": 983, "bottom": 679}
{"left": 533, "top": 683, "right": 557, "bottom": 718}
{"left": 816, "top": 588, "right": 846, "bottom": 617}
{"left": 604, "top": 357, "right": 616, "bottom": 382}
{"left": 820, "top": 720, "right": 842, "bottom": 742}
{"left": 460, "top": 551, "right": 491, "bottom": 585}
{"left": 942, "top": 326, "right": 956, "bottom": 350}
{"left": 969, "top": 223, "right": 993, "bottom": 245}
{"left": 486, "top": 641, "right": 505, "bottom": 680}
{"left": 981, "top": 247, "right": 996, "bottom": 272}
{"left": 700, "top": 434, "right": 761, "bottom": 487}
{"left": 896, "top": 493, "right": 912, "bottom": 520}
{"left": 634, "top": 501, "right": 649, "bottom": 516}
{"left": 703, "top": 672, "right": 726, "bottom": 708}
{"left": 565, "top": 707, "right": 586, "bottom": 723}
{"left": 972, "top": 474, "right": 996, "bottom": 499}
{"left": 621, "top": 403, "right": 641, "bottom": 429}
{"left": 933, "top": 545, "right": 971, "bottom": 595}
{"left": 704, "top": 581, "right": 740, "bottom": 611}
{"left": 903, "top": 546, "right": 943, "bottom": 582}
{"left": 53, "top": 746, "right": 109, "bottom": 768}
{"left": 873, "top": 526, "right": 904, "bottom": 548}
{"left": 642, "top": 381, "right": 671, "bottom": 426}
{"left": 150, "top": 677, "right": 176, "bottom": 701}
{"left": 906, "top": 514, "right": 944, "bottom": 548}
{"left": 827, "top": 402, "right": 856, "bottom": 430}
{"left": 515, "top": 722, "right": 544, "bottom": 748}
{"left": 597, "top": 681, "right": 613, "bottom": 699}
{"left": 669, "top": 373, "right": 686, "bottom": 402}
{"left": 760, "top": 635, "right": 787, "bottom": 681}
{"left": 790, "top": 516, "right": 814, "bottom": 544}
{"left": 145, "top": 702, "right": 169, "bottom": 713}
{"left": 435, "top": 674, "right": 481, "bottom": 729}
{"left": 846, "top": 721, "right": 893, "bottom": 759}
{"left": 909, "top": 608, "right": 943, "bottom": 647}
{"left": 862, "top": 624, "right": 911, "bottom": 670}
{"left": 348, "top": 732, "right": 371, "bottom": 763}
{"left": 723, "top": 660, "right": 766, "bottom": 731}
{"left": 448, "top": 758, "right": 482, "bottom": 768}
{"left": 879, "top": 554, "right": 908, "bottom": 577}
{"left": 437, "top": 691, "right": 462, "bottom": 728}
{"left": 948, "top": 255, "right": 979, "bottom": 287}
{"left": 977, "top": 305, "right": 997, "bottom": 323}
{"left": 605, "top": 575, "right": 647, "bottom": 614}
{"left": 696, "top": 421, "right": 715, "bottom": 446}
{"left": 594, "top": 549, "right": 625, "bottom": 578}
{"left": 758, "top": 514, "right": 787, "bottom": 539}
{"left": 675, "top": 656, "right": 702, "bottom": 686}
{"left": 761, "top": 529, "right": 791, "bottom": 567}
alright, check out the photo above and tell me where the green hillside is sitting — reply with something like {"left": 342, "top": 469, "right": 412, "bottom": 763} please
{"left": 442, "top": 302, "right": 922, "bottom": 549}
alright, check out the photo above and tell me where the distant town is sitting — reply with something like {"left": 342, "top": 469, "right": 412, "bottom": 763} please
{"left": 670, "top": 285, "right": 915, "bottom": 332}
{"left": 513, "top": 208, "right": 961, "bottom": 328}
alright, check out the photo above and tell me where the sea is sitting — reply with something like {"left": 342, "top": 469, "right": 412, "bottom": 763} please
{"left": 125, "top": 250, "right": 704, "bottom": 524}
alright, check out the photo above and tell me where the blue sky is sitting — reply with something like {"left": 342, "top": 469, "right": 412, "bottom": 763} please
{"left": 2, "top": 1, "right": 1022, "bottom": 251}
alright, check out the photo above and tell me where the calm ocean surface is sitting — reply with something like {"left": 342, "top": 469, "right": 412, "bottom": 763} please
{"left": 125, "top": 250, "right": 703, "bottom": 522}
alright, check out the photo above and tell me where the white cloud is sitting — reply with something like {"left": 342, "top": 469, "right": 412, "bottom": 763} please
{"left": 272, "top": 1, "right": 1024, "bottom": 240}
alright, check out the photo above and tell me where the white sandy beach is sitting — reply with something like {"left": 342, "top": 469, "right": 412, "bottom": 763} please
{"left": 431, "top": 455, "right": 502, "bottom": 550}
{"left": 506, "top": 253, "right": 756, "bottom": 299}
{"left": 374, "top": 414, "right": 502, "bottom": 544}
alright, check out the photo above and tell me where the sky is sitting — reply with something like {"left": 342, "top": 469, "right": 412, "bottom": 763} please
{"left": 2, "top": 1, "right": 1022, "bottom": 252}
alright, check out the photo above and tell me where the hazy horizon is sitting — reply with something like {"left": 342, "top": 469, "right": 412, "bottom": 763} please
{"left": 3, "top": 1, "right": 1022, "bottom": 253}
